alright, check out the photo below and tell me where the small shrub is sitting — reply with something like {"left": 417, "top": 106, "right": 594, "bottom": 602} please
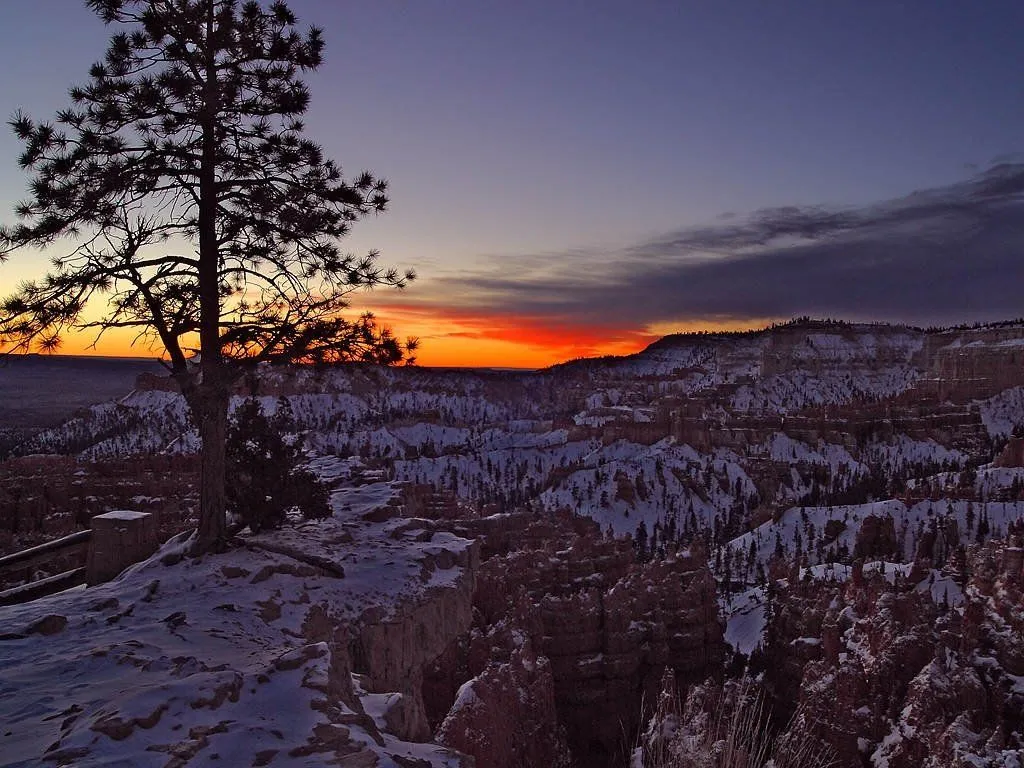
{"left": 226, "top": 398, "right": 331, "bottom": 533}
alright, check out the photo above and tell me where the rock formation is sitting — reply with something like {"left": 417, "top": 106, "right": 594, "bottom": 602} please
{"left": 429, "top": 512, "right": 725, "bottom": 768}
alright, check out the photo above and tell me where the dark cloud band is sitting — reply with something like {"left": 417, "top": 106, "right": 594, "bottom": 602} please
{"left": 408, "top": 163, "right": 1024, "bottom": 332}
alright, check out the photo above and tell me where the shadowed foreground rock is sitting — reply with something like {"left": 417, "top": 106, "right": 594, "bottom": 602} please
{"left": 429, "top": 512, "right": 725, "bottom": 768}
{"left": 436, "top": 637, "right": 573, "bottom": 768}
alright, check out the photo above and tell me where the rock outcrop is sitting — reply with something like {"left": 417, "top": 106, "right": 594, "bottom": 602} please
{"left": 431, "top": 513, "right": 725, "bottom": 768}
{"left": 757, "top": 532, "right": 1024, "bottom": 767}
{"left": 436, "top": 637, "right": 573, "bottom": 768}
{"left": 352, "top": 538, "right": 479, "bottom": 742}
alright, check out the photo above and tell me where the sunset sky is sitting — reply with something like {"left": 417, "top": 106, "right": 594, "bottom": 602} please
{"left": 2, "top": 1, "right": 1024, "bottom": 367}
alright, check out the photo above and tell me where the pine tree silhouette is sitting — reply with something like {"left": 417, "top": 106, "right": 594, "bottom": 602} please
{"left": 0, "top": 1, "right": 415, "bottom": 552}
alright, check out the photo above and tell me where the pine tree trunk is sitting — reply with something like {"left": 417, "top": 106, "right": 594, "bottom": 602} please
{"left": 194, "top": 380, "right": 229, "bottom": 552}
{"left": 193, "top": 0, "right": 226, "bottom": 555}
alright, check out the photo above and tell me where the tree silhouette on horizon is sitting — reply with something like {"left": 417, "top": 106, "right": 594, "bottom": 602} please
{"left": 0, "top": 0, "right": 415, "bottom": 553}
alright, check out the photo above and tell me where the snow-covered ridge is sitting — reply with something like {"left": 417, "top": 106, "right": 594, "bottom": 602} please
{"left": 12, "top": 322, "right": 1024, "bottom": 548}
{"left": 9, "top": 320, "right": 1024, "bottom": 573}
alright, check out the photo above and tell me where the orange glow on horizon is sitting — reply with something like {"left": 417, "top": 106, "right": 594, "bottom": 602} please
{"left": 373, "top": 303, "right": 659, "bottom": 368}
{"left": 8, "top": 306, "right": 780, "bottom": 368}
{"left": 2, "top": 326, "right": 169, "bottom": 360}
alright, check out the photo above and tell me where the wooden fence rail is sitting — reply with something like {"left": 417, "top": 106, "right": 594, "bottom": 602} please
{"left": 0, "top": 511, "right": 157, "bottom": 607}
{"left": 0, "top": 530, "right": 93, "bottom": 606}
{"left": 0, "top": 568, "right": 88, "bottom": 606}
{"left": 0, "top": 530, "right": 92, "bottom": 573}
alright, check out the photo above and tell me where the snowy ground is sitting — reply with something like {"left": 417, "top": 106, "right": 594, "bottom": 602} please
{"left": 0, "top": 466, "right": 473, "bottom": 767}
{"left": 721, "top": 586, "right": 767, "bottom": 654}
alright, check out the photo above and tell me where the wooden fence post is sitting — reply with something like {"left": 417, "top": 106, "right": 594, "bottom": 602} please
{"left": 86, "top": 511, "right": 159, "bottom": 586}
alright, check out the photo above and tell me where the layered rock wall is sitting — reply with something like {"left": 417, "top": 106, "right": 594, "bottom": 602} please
{"left": 352, "top": 538, "right": 480, "bottom": 742}
{"left": 452, "top": 517, "right": 725, "bottom": 768}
